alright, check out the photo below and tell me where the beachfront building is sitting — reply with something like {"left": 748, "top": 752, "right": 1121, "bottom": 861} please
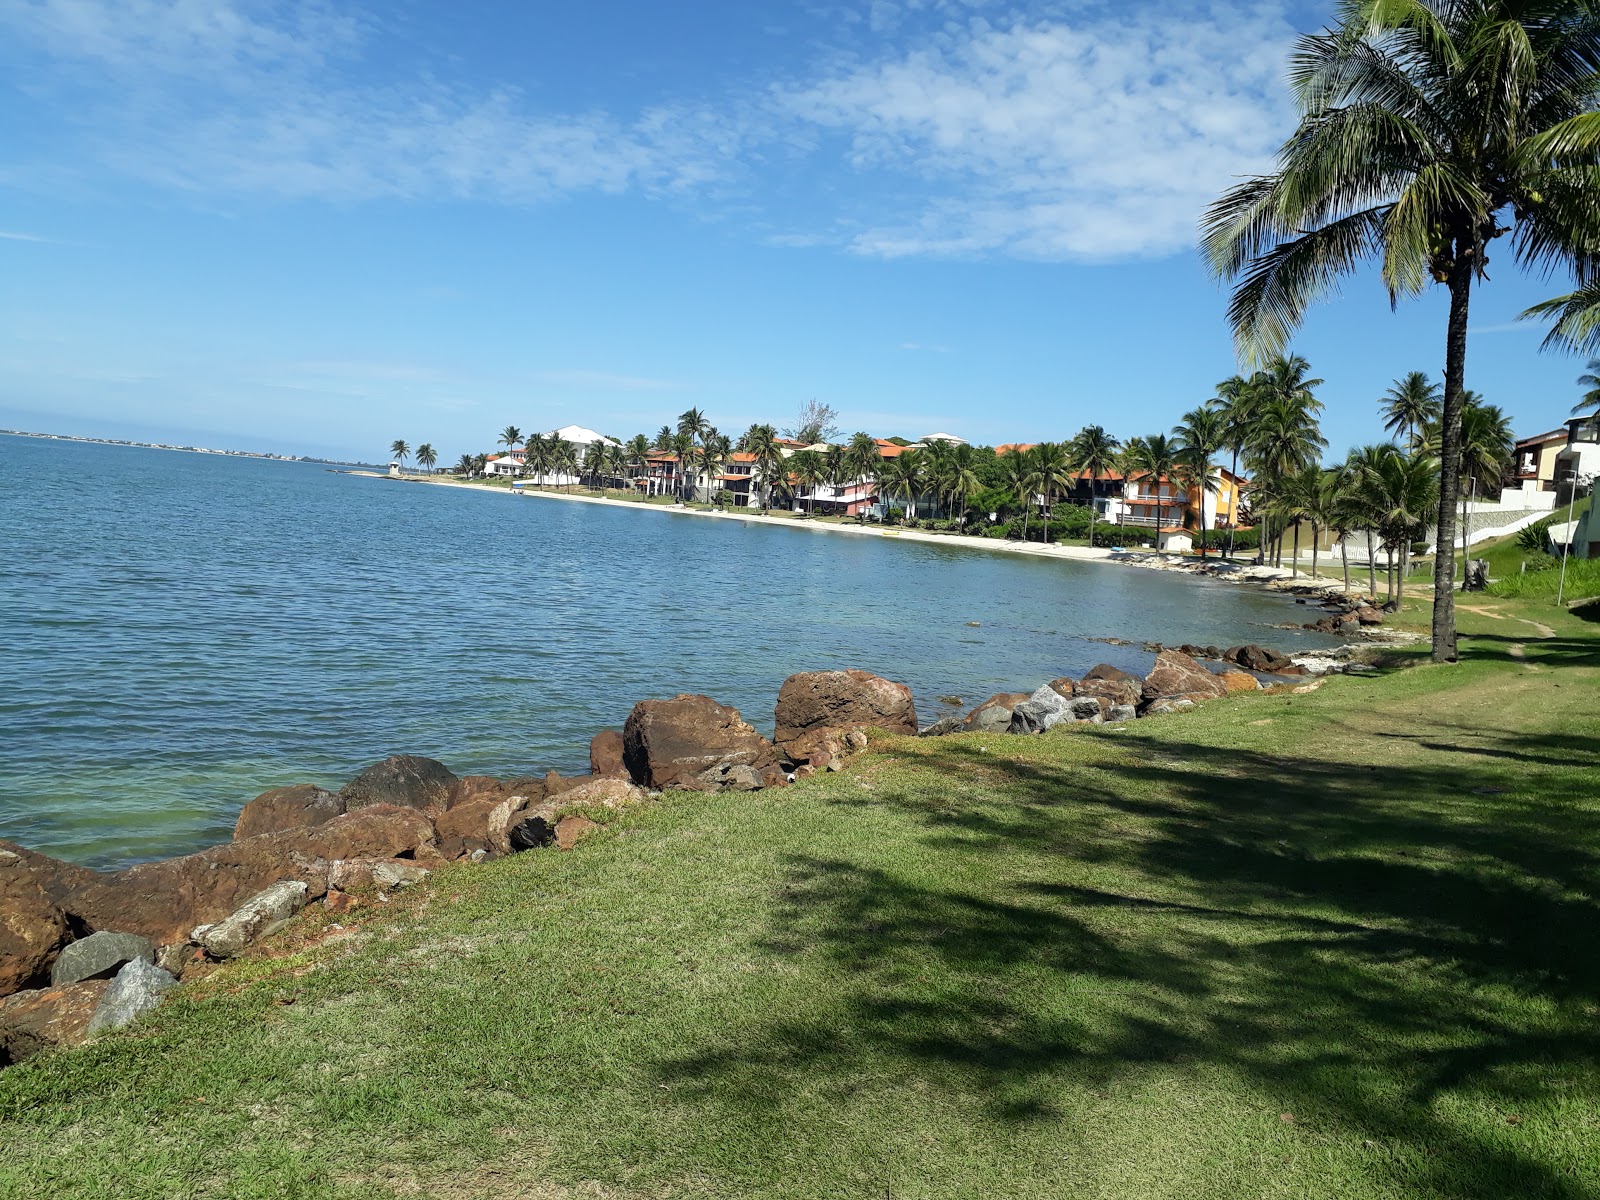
{"left": 1554, "top": 415, "right": 1600, "bottom": 493}
{"left": 1506, "top": 427, "right": 1570, "bottom": 502}
{"left": 1089, "top": 467, "right": 1248, "bottom": 533}
{"left": 917, "top": 432, "right": 968, "bottom": 446}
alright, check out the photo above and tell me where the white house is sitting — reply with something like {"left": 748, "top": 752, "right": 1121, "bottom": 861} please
{"left": 551, "top": 424, "right": 621, "bottom": 449}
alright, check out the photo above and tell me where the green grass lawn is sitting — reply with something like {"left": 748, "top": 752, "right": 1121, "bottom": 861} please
{"left": 3, "top": 605, "right": 1598, "bottom": 1199}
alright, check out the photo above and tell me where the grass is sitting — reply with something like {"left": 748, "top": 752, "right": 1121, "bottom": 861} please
{"left": 1469, "top": 496, "right": 1591, "bottom": 582}
{"left": 2, "top": 605, "right": 1599, "bottom": 1199}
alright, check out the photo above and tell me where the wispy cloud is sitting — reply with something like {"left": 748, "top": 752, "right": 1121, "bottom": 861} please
{"left": 0, "top": 229, "right": 67, "bottom": 243}
{"left": 1469, "top": 321, "right": 1538, "bottom": 336}
{"left": 531, "top": 369, "right": 687, "bottom": 392}
{"left": 899, "top": 341, "right": 950, "bottom": 353}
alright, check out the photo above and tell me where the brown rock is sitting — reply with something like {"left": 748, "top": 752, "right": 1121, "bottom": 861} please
{"left": 962, "top": 692, "right": 1030, "bottom": 734}
{"left": 589, "top": 730, "right": 627, "bottom": 779}
{"left": 434, "top": 797, "right": 503, "bottom": 858}
{"left": 1217, "top": 668, "right": 1261, "bottom": 694}
{"left": 550, "top": 778, "right": 649, "bottom": 812}
{"left": 1141, "top": 650, "right": 1228, "bottom": 708}
{"left": 0, "top": 849, "right": 70, "bottom": 997}
{"left": 61, "top": 806, "right": 436, "bottom": 946}
{"left": 622, "top": 694, "right": 778, "bottom": 790}
{"left": 323, "top": 890, "right": 361, "bottom": 914}
{"left": 0, "top": 842, "right": 99, "bottom": 908}
{"left": 0, "top": 979, "right": 111, "bottom": 1065}
{"left": 772, "top": 670, "right": 917, "bottom": 751}
{"left": 340, "top": 755, "right": 457, "bottom": 814}
{"left": 447, "top": 776, "right": 508, "bottom": 807}
{"left": 1355, "top": 606, "right": 1383, "bottom": 626}
{"left": 1223, "top": 645, "right": 1295, "bottom": 673}
{"left": 233, "top": 784, "right": 344, "bottom": 841}
{"left": 554, "top": 816, "right": 599, "bottom": 850}
{"left": 1073, "top": 665, "right": 1143, "bottom": 709}
{"left": 784, "top": 727, "right": 869, "bottom": 773}
{"left": 543, "top": 771, "right": 596, "bottom": 800}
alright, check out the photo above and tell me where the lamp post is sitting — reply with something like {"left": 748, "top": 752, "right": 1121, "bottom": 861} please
{"left": 1556, "top": 473, "right": 1592, "bottom": 607}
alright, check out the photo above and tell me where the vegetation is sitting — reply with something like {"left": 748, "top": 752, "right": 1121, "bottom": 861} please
{"left": 4, "top": 603, "right": 1597, "bottom": 1198}
{"left": 1203, "top": 0, "right": 1600, "bottom": 663}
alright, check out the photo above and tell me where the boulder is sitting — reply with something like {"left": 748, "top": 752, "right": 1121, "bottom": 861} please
{"left": 918, "top": 715, "right": 964, "bottom": 737}
{"left": 0, "top": 847, "right": 71, "bottom": 997}
{"left": 962, "top": 692, "right": 1029, "bottom": 734}
{"left": 507, "top": 814, "right": 556, "bottom": 851}
{"left": 1217, "top": 668, "right": 1261, "bottom": 694}
{"left": 1104, "top": 704, "right": 1138, "bottom": 723}
{"left": 1143, "top": 697, "right": 1198, "bottom": 716}
{"left": 784, "top": 727, "right": 869, "bottom": 773}
{"left": 589, "top": 730, "right": 628, "bottom": 779}
{"left": 544, "top": 771, "right": 597, "bottom": 800}
{"left": 1073, "top": 665, "right": 1143, "bottom": 709}
{"left": 448, "top": 776, "right": 512, "bottom": 807}
{"left": 50, "top": 931, "right": 154, "bottom": 987}
{"left": 328, "top": 860, "right": 430, "bottom": 892}
{"left": 1222, "top": 645, "right": 1295, "bottom": 673}
{"left": 340, "top": 755, "right": 457, "bottom": 814}
{"left": 686, "top": 763, "right": 764, "bottom": 792}
{"left": 234, "top": 784, "right": 345, "bottom": 841}
{"left": 1008, "top": 685, "right": 1076, "bottom": 734}
{"left": 1355, "top": 606, "right": 1384, "bottom": 626}
{"left": 1044, "top": 678, "right": 1077, "bottom": 701}
{"left": 1066, "top": 696, "right": 1105, "bottom": 722}
{"left": 549, "top": 778, "right": 650, "bottom": 813}
{"left": 434, "top": 797, "right": 503, "bottom": 860}
{"left": 85, "top": 959, "right": 178, "bottom": 1036}
{"left": 622, "top": 694, "right": 778, "bottom": 790}
{"left": 0, "top": 979, "right": 110, "bottom": 1066}
{"left": 192, "top": 881, "right": 310, "bottom": 959}
{"left": 1141, "top": 650, "right": 1227, "bottom": 708}
{"left": 772, "top": 670, "right": 917, "bottom": 752}
{"left": 62, "top": 806, "right": 436, "bottom": 946}
{"left": 555, "top": 816, "right": 599, "bottom": 850}
{"left": 0, "top": 841, "right": 101, "bottom": 907}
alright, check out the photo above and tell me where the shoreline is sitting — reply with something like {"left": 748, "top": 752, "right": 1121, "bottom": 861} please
{"left": 351, "top": 470, "right": 1351, "bottom": 593}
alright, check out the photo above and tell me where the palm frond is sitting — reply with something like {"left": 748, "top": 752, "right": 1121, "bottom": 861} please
{"left": 1523, "top": 277, "right": 1600, "bottom": 353}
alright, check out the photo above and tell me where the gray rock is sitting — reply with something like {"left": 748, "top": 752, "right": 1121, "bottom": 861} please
{"left": 50, "top": 930, "right": 154, "bottom": 987}
{"left": 1143, "top": 697, "right": 1198, "bottom": 716}
{"left": 191, "top": 880, "right": 309, "bottom": 959}
{"left": 1007, "top": 685, "right": 1075, "bottom": 734}
{"left": 918, "top": 716, "right": 964, "bottom": 737}
{"left": 371, "top": 861, "right": 430, "bottom": 890}
{"left": 1067, "top": 697, "right": 1105, "bottom": 723}
{"left": 1105, "top": 704, "right": 1138, "bottom": 723}
{"left": 689, "top": 762, "right": 765, "bottom": 792}
{"left": 85, "top": 959, "right": 177, "bottom": 1035}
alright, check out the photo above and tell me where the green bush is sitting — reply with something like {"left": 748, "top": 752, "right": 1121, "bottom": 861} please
{"left": 1487, "top": 555, "right": 1600, "bottom": 599}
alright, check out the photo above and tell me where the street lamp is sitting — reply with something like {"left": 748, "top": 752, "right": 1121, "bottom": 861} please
{"left": 1556, "top": 471, "right": 1593, "bottom": 607}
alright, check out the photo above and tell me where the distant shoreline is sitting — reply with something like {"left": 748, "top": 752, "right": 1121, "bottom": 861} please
{"left": 349, "top": 470, "right": 1342, "bottom": 592}
{"left": 1, "top": 428, "right": 364, "bottom": 467}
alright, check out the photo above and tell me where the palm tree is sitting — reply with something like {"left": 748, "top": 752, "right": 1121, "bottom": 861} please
{"left": 1355, "top": 445, "right": 1441, "bottom": 608}
{"left": 1454, "top": 398, "right": 1516, "bottom": 584}
{"left": 1569, "top": 358, "right": 1600, "bottom": 419}
{"left": 653, "top": 425, "right": 674, "bottom": 453}
{"left": 1028, "top": 442, "right": 1072, "bottom": 541}
{"left": 389, "top": 439, "right": 409, "bottom": 474}
{"left": 626, "top": 434, "right": 652, "bottom": 495}
{"left": 1381, "top": 372, "right": 1442, "bottom": 451}
{"left": 743, "top": 424, "right": 784, "bottom": 513}
{"left": 498, "top": 425, "right": 522, "bottom": 458}
{"left": 996, "top": 449, "right": 1031, "bottom": 539}
{"left": 1203, "top": 2, "right": 1600, "bottom": 661}
{"left": 1068, "top": 425, "right": 1122, "bottom": 548}
{"left": 670, "top": 432, "right": 694, "bottom": 499}
{"left": 942, "top": 443, "right": 982, "bottom": 531}
{"left": 1245, "top": 394, "right": 1326, "bottom": 566}
{"left": 471, "top": 452, "right": 487, "bottom": 478}
{"left": 455, "top": 453, "right": 475, "bottom": 478}
{"left": 1210, "top": 374, "right": 1260, "bottom": 558}
{"left": 1273, "top": 463, "right": 1327, "bottom": 579}
{"left": 1171, "top": 409, "right": 1224, "bottom": 551}
{"left": 789, "top": 449, "right": 824, "bottom": 515}
{"left": 523, "top": 432, "right": 552, "bottom": 487}
{"left": 703, "top": 433, "right": 733, "bottom": 504}
{"left": 1322, "top": 459, "right": 1364, "bottom": 592}
{"left": 1122, "top": 435, "right": 1182, "bottom": 541}
{"left": 549, "top": 435, "right": 577, "bottom": 492}
{"left": 879, "top": 453, "right": 923, "bottom": 525}
{"left": 415, "top": 443, "right": 437, "bottom": 476}
{"left": 676, "top": 408, "right": 709, "bottom": 447}
{"left": 584, "top": 441, "right": 609, "bottom": 491}
{"left": 844, "top": 432, "right": 882, "bottom": 524}
{"left": 822, "top": 445, "right": 847, "bottom": 515}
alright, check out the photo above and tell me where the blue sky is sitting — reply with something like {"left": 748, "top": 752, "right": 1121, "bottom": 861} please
{"left": 0, "top": 0, "right": 1592, "bottom": 463}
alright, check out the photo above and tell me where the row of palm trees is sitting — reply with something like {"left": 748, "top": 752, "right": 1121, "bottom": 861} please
{"left": 388, "top": 439, "right": 436, "bottom": 474}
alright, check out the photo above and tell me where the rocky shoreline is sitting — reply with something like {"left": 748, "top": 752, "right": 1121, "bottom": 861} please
{"left": 0, "top": 635, "right": 1390, "bottom": 1069}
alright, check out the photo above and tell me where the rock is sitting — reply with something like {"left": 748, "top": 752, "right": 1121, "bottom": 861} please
{"left": 1217, "top": 668, "right": 1261, "bottom": 694}
{"left": 329, "top": 860, "right": 430, "bottom": 892}
{"left": 555, "top": 815, "right": 599, "bottom": 850}
{"left": 772, "top": 670, "right": 918, "bottom": 752}
{"left": 550, "top": 777, "right": 650, "bottom": 813}
{"left": 622, "top": 694, "right": 778, "bottom": 790}
{"left": 962, "top": 692, "right": 1029, "bottom": 734}
{"left": 434, "top": 797, "right": 503, "bottom": 860}
{"left": 784, "top": 726, "right": 869, "bottom": 772}
{"left": 85, "top": 959, "right": 178, "bottom": 1036}
{"left": 448, "top": 776, "right": 512, "bottom": 807}
{"left": 1355, "top": 606, "right": 1383, "bottom": 626}
{"left": 191, "top": 881, "right": 310, "bottom": 959}
{"left": 0, "top": 979, "right": 110, "bottom": 1065}
{"left": 1143, "top": 697, "right": 1198, "bottom": 716}
{"left": 1008, "top": 684, "right": 1076, "bottom": 734}
{"left": 1222, "top": 644, "right": 1296, "bottom": 673}
{"left": 507, "top": 814, "right": 556, "bottom": 850}
{"left": 1066, "top": 696, "right": 1105, "bottom": 722}
{"left": 0, "top": 848, "right": 71, "bottom": 997}
{"left": 234, "top": 784, "right": 345, "bottom": 841}
{"left": 686, "top": 763, "right": 765, "bottom": 792}
{"left": 1105, "top": 704, "right": 1138, "bottom": 723}
{"left": 61, "top": 806, "right": 434, "bottom": 946}
{"left": 1044, "top": 677, "right": 1077, "bottom": 701}
{"left": 918, "top": 716, "right": 964, "bottom": 737}
{"left": 1073, "top": 665, "right": 1143, "bottom": 709}
{"left": 154, "top": 942, "right": 204, "bottom": 977}
{"left": 340, "top": 755, "right": 457, "bottom": 814}
{"left": 50, "top": 931, "right": 154, "bottom": 987}
{"left": 323, "top": 890, "right": 361, "bottom": 915}
{"left": 589, "top": 730, "right": 627, "bottom": 779}
{"left": 1141, "top": 650, "right": 1227, "bottom": 708}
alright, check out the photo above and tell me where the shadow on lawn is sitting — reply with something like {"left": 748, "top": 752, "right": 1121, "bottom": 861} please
{"left": 656, "top": 722, "right": 1600, "bottom": 1199}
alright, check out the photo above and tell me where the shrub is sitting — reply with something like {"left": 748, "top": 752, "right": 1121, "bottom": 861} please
{"left": 1487, "top": 555, "right": 1600, "bottom": 599}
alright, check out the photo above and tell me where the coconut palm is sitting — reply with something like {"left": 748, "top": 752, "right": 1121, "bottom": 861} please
{"left": 676, "top": 408, "right": 709, "bottom": 446}
{"left": 1027, "top": 442, "right": 1072, "bottom": 541}
{"left": 1273, "top": 463, "right": 1328, "bottom": 579}
{"left": 789, "top": 449, "right": 824, "bottom": 514}
{"left": 498, "top": 426, "right": 522, "bottom": 457}
{"left": 822, "top": 445, "right": 847, "bottom": 514}
{"left": 389, "top": 439, "right": 409, "bottom": 473}
{"left": 653, "top": 425, "right": 674, "bottom": 452}
{"left": 1245, "top": 395, "right": 1327, "bottom": 566}
{"left": 549, "top": 435, "right": 577, "bottom": 492}
{"left": 743, "top": 424, "right": 784, "bottom": 512}
{"left": 1354, "top": 445, "right": 1441, "bottom": 608}
{"left": 523, "top": 432, "right": 551, "bottom": 487}
{"left": 415, "top": 443, "right": 437, "bottom": 476}
{"left": 584, "top": 441, "right": 609, "bottom": 491}
{"left": 1381, "top": 372, "right": 1442, "bottom": 451}
{"left": 996, "top": 449, "right": 1031, "bottom": 539}
{"left": 1068, "top": 425, "right": 1122, "bottom": 547}
{"left": 455, "top": 453, "right": 475, "bottom": 478}
{"left": 1122, "top": 435, "right": 1183, "bottom": 538}
{"left": 1210, "top": 374, "right": 1261, "bottom": 558}
{"left": 879, "top": 452, "right": 922, "bottom": 524}
{"left": 1567, "top": 358, "right": 1600, "bottom": 419}
{"left": 1203, "top": 0, "right": 1600, "bottom": 661}
{"left": 942, "top": 443, "right": 982, "bottom": 531}
{"left": 471, "top": 453, "right": 487, "bottom": 477}
{"left": 843, "top": 432, "right": 882, "bottom": 524}
{"left": 1454, "top": 398, "right": 1516, "bottom": 583}
{"left": 703, "top": 433, "right": 733, "bottom": 503}
{"left": 626, "top": 434, "right": 652, "bottom": 494}
{"left": 1322, "top": 459, "right": 1365, "bottom": 592}
{"left": 1171, "top": 409, "right": 1224, "bottom": 551}
{"left": 1525, "top": 281, "right": 1600, "bottom": 355}
{"left": 669, "top": 432, "right": 694, "bottom": 499}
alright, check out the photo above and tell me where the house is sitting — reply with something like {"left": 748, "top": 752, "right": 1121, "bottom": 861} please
{"left": 551, "top": 424, "right": 621, "bottom": 450}
{"left": 917, "top": 432, "right": 968, "bottom": 446}
{"left": 483, "top": 452, "right": 524, "bottom": 477}
{"left": 1082, "top": 467, "right": 1248, "bottom": 532}
{"left": 1554, "top": 415, "right": 1600, "bottom": 491}
{"left": 1506, "top": 427, "right": 1570, "bottom": 499}
{"left": 715, "top": 452, "right": 761, "bottom": 506}
{"left": 993, "top": 443, "right": 1037, "bottom": 456}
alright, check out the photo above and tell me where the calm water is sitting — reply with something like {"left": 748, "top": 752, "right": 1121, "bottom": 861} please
{"left": 1, "top": 434, "right": 1332, "bottom": 869}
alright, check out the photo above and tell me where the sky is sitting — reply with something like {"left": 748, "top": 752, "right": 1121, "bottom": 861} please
{"left": 0, "top": 0, "right": 1593, "bottom": 464}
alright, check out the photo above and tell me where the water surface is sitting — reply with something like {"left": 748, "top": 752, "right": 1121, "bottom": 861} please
{"left": 1, "top": 434, "right": 1332, "bottom": 868}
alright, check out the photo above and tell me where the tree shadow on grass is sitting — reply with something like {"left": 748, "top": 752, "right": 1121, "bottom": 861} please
{"left": 655, "top": 724, "right": 1600, "bottom": 1198}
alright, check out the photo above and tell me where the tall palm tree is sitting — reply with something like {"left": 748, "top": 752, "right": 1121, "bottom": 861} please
{"left": 1028, "top": 442, "right": 1072, "bottom": 541}
{"left": 744, "top": 424, "right": 784, "bottom": 512}
{"left": 703, "top": 433, "right": 733, "bottom": 503}
{"left": 471, "top": 452, "right": 487, "bottom": 478}
{"left": 549, "top": 435, "right": 577, "bottom": 492}
{"left": 653, "top": 425, "right": 674, "bottom": 453}
{"left": 1245, "top": 395, "right": 1327, "bottom": 566}
{"left": 584, "top": 441, "right": 609, "bottom": 491}
{"left": 1122, "top": 435, "right": 1182, "bottom": 539}
{"left": 1171, "top": 409, "right": 1224, "bottom": 550}
{"left": 676, "top": 408, "right": 710, "bottom": 446}
{"left": 1203, "top": 0, "right": 1600, "bottom": 661}
{"left": 1322, "top": 459, "right": 1364, "bottom": 592}
{"left": 670, "top": 432, "right": 694, "bottom": 499}
{"left": 822, "top": 445, "right": 847, "bottom": 514}
{"left": 389, "top": 439, "right": 409, "bottom": 474}
{"left": 415, "top": 443, "right": 437, "bottom": 476}
{"left": 1355, "top": 445, "right": 1441, "bottom": 608}
{"left": 1381, "top": 372, "right": 1442, "bottom": 451}
{"left": 1569, "top": 358, "right": 1600, "bottom": 419}
{"left": 789, "top": 449, "right": 824, "bottom": 515}
{"left": 879, "top": 453, "right": 923, "bottom": 525}
{"left": 455, "top": 453, "right": 475, "bottom": 479}
{"left": 942, "top": 443, "right": 982, "bottom": 530}
{"left": 1068, "top": 425, "right": 1122, "bottom": 548}
{"left": 1210, "top": 374, "right": 1260, "bottom": 558}
{"left": 1273, "top": 463, "right": 1327, "bottom": 579}
{"left": 626, "top": 434, "right": 652, "bottom": 495}
{"left": 498, "top": 426, "right": 522, "bottom": 459}
{"left": 523, "top": 432, "right": 552, "bottom": 487}
{"left": 1454, "top": 398, "right": 1516, "bottom": 584}
{"left": 996, "top": 449, "right": 1031, "bottom": 539}
{"left": 844, "top": 432, "right": 882, "bottom": 523}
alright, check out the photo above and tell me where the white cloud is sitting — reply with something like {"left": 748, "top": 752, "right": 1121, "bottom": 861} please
{"left": 0, "top": 229, "right": 66, "bottom": 242}
{"left": 531, "top": 370, "right": 687, "bottom": 392}
{"left": 774, "top": 4, "right": 1296, "bottom": 259}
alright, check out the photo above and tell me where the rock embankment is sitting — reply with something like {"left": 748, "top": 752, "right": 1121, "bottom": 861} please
{"left": 0, "top": 645, "right": 1360, "bottom": 1068}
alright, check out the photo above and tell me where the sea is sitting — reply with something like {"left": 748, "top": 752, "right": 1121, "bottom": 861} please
{"left": 0, "top": 433, "right": 1335, "bottom": 869}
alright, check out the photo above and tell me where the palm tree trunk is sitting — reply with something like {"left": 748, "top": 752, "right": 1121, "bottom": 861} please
{"left": 1458, "top": 491, "right": 1469, "bottom": 591}
{"left": 1292, "top": 522, "right": 1301, "bottom": 578}
{"left": 1366, "top": 535, "right": 1377, "bottom": 596}
{"left": 1226, "top": 449, "right": 1239, "bottom": 559}
{"left": 1397, "top": 543, "right": 1408, "bottom": 608}
{"left": 1310, "top": 522, "right": 1319, "bottom": 581}
{"left": 1431, "top": 260, "right": 1470, "bottom": 662}
{"left": 1340, "top": 537, "right": 1350, "bottom": 592}
{"left": 1387, "top": 546, "right": 1396, "bottom": 605}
